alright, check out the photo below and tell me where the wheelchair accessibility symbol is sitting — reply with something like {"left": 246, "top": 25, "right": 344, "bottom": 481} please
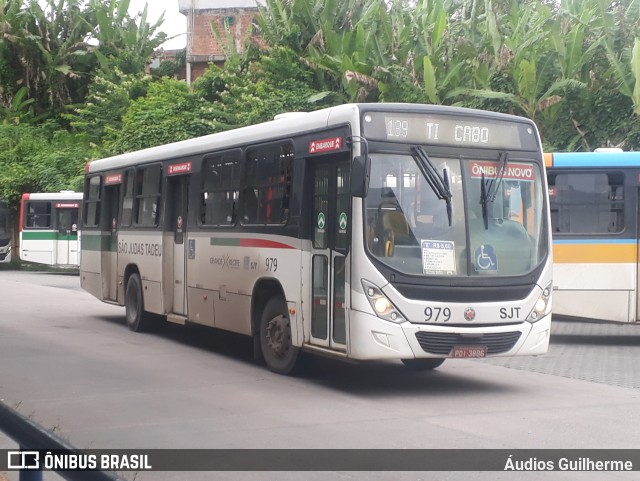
{"left": 475, "top": 244, "right": 497, "bottom": 271}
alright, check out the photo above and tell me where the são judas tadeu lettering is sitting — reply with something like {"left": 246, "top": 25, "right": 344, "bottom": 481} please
{"left": 118, "top": 241, "right": 162, "bottom": 257}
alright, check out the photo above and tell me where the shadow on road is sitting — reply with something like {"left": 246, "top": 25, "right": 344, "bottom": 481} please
{"left": 92, "top": 314, "right": 522, "bottom": 397}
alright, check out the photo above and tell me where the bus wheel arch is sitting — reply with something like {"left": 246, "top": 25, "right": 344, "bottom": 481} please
{"left": 124, "top": 265, "right": 152, "bottom": 332}
{"left": 252, "top": 279, "right": 299, "bottom": 374}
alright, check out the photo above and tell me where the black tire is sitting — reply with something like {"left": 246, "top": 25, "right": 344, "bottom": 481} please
{"left": 260, "top": 297, "right": 299, "bottom": 375}
{"left": 401, "top": 358, "right": 445, "bottom": 371}
{"left": 125, "top": 273, "right": 152, "bottom": 332}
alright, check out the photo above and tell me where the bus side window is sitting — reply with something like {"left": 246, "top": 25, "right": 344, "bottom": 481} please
{"left": 121, "top": 170, "right": 135, "bottom": 227}
{"left": 134, "top": 164, "right": 161, "bottom": 227}
{"left": 83, "top": 176, "right": 101, "bottom": 228}
{"left": 243, "top": 142, "right": 294, "bottom": 226}
{"left": 242, "top": 188, "right": 258, "bottom": 224}
{"left": 201, "top": 152, "right": 240, "bottom": 226}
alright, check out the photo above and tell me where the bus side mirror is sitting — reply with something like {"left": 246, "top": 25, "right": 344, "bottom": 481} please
{"left": 351, "top": 155, "right": 370, "bottom": 198}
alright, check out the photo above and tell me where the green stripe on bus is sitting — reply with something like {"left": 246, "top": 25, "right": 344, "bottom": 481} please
{"left": 81, "top": 233, "right": 115, "bottom": 252}
{"left": 22, "top": 231, "right": 78, "bottom": 241}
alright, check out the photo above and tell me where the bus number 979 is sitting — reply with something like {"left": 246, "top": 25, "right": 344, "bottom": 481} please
{"left": 424, "top": 307, "right": 451, "bottom": 322}
{"left": 265, "top": 257, "right": 278, "bottom": 272}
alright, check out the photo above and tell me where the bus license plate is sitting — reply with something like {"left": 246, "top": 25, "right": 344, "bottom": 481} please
{"left": 452, "top": 346, "right": 487, "bottom": 358}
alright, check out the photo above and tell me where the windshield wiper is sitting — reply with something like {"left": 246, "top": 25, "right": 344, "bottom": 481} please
{"left": 410, "top": 146, "right": 453, "bottom": 226}
{"left": 480, "top": 152, "right": 509, "bottom": 230}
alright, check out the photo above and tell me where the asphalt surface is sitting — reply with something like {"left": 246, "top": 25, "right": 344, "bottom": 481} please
{"left": 481, "top": 317, "right": 640, "bottom": 389}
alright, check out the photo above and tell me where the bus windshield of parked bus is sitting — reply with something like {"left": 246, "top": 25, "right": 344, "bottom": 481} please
{"left": 364, "top": 152, "right": 546, "bottom": 277}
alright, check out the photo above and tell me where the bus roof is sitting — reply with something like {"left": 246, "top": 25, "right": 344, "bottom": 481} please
{"left": 547, "top": 151, "right": 640, "bottom": 168}
{"left": 86, "top": 103, "right": 538, "bottom": 174}
{"left": 22, "top": 192, "right": 83, "bottom": 201}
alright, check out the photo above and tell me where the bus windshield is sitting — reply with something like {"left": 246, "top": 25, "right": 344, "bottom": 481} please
{"left": 364, "top": 152, "right": 546, "bottom": 277}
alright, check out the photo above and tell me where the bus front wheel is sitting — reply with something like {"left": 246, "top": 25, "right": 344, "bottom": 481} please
{"left": 401, "top": 358, "right": 445, "bottom": 370}
{"left": 260, "top": 298, "right": 299, "bottom": 375}
{"left": 125, "top": 273, "right": 152, "bottom": 332}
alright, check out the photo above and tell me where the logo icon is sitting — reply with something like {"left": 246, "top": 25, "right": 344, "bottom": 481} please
{"left": 464, "top": 307, "right": 476, "bottom": 321}
{"left": 317, "top": 212, "right": 326, "bottom": 229}
{"left": 7, "top": 451, "right": 40, "bottom": 470}
{"left": 339, "top": 212, "right": 348, "bottom": 231}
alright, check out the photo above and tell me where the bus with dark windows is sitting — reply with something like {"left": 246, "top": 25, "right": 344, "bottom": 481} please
{"left": 81, "top": 103, "right": 552, "bottom": 374}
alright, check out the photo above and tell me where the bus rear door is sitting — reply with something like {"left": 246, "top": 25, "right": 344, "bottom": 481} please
{"left": 309, "top": 156, "right": 351, "bottom": 350}
{"left": 165, "top": 165, "right": 190, "bottom": 317}
{"left": 102, "top": 182, "right": 120, "bottom": 301}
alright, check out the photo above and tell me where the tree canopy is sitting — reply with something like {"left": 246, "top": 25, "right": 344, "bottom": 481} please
{"left": 0, "top": 0, "right": 639, "bottom": 210}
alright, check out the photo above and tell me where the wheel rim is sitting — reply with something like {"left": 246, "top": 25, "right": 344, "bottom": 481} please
{"left": 265, "top": 314, "right": 291, "bottom": 359}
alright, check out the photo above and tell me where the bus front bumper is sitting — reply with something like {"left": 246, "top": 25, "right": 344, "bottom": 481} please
{"left": 348, "top": 310, "right": 551, "bottom": 361}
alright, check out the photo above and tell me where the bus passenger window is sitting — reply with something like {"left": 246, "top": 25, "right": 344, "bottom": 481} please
{"left": 242, "top": 188, "right": 258, "bottom": 224}
{"left": 201, "top": 153, "right": 240, "bottom": 226}
{"left": 134, "top": 165, "right": 161, "bottom": 227}
{"left": 550, "top": 172, "right": 624, "bottom": 234}
{"left": 244, "top": 143, "right": 294, "bottom": 226}
{"left": 26, "top": 202, "right": 52, "bottom": 228}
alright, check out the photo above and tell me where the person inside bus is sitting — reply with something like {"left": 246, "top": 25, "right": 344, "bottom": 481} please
{"left": 242, "top": 187, "right": 259, "bottom": 224}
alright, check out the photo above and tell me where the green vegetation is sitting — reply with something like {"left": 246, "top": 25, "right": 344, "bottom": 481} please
{"left": 0, "top": 0, "right": 639, "bottom": 214}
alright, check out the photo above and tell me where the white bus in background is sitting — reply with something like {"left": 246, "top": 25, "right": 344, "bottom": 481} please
{"left": 0, "top": 200, "right": 10, "bottom": 263}
{"left": 20, "top": 192, "right": 82, "bottom": 267}
{"left": 81, "top": 103, "right": 552, "bottom": 375}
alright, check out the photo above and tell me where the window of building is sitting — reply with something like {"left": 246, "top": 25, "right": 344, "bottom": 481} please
{"left": 549, "top": 172, "right": 624, "bottom": 234}
{"left": 201, "top": 152, "right": 240, "bottom": 226}
{"left": 83, "top": 176, "right": 101, "bottom": 228}
{"left": 242, "top": 143, "right": 294, "bottom": 226}
{"left": 134, "top": 164, "right": 162, "bottom": 227}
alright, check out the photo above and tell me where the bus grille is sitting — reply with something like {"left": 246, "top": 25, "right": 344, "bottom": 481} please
{"left": 415, "top": 331, "right": 522, "bottom": 355}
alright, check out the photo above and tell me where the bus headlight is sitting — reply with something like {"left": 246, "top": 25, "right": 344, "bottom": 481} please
{"left": 527, "top": 283, "right": 552, "bottom": 322}
{"left": 362, "top": 280, "right": 405, "bottom": 323}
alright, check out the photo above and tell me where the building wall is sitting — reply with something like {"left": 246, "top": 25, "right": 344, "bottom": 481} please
{"left": 189, "top": 9, "right": 258, "bottom": 57}
{"left": 185, "top": 7, "right": 266, "bottom": 81}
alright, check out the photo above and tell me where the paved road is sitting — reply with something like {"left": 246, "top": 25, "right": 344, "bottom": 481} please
{"left": 1, "top": 272, "right": 639, "bottom": 481}
{"left": 482, "top": 317, "right": 640, "bottom": 389}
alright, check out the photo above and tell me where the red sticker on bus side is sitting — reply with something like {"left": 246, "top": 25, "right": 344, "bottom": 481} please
{"left": 55, "top": 203, "right": 79, "bottom": 209}
{"left": 309, "top": 137, "right": 342, "bottom": 154}
{"left": 168, "top": 162, "right": 192, "bottom": 175}
{"left": 104, "top": 173, "right": 123, "bottom": 185}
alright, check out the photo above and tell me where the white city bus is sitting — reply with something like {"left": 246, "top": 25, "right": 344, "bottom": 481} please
{"left": 81, "top": 103, "right": 552, "bottom": 374}
{"left": 20, "top": 192, "right": 82, "bottom": 267}
{"left": 0, "top": 200, "right": 11, "bottom": 263}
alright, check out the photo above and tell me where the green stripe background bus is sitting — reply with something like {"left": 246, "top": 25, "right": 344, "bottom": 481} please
{"left": 81, "top": 103, "right": 553, "bottom": 374}
{"left": 20, "top": 192, "right": 82, "bottom": 267}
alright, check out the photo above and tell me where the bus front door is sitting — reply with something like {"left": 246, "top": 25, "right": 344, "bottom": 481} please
{"left": 166, "top": 175, "right": 188, "bottom": 316}
{"left": 55, "top": 207, "right": 79, "bottom": 266}
{"left": 309, "top": 158, "right": 350, "bottom": 350}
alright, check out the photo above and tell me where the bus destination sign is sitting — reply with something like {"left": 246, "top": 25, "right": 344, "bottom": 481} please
{"left": 362, "top": 112, "right": 537, "bottom": 150}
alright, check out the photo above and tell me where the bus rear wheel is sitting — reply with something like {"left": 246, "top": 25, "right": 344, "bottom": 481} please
{"left": 260, "top": 298, "right": 299, "bottom": 375}
{"left": 125, "top": 273, "right": 152, "bottom": 332}
{"left": 401, "top": 358, "right": 445, "bottom": 370}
